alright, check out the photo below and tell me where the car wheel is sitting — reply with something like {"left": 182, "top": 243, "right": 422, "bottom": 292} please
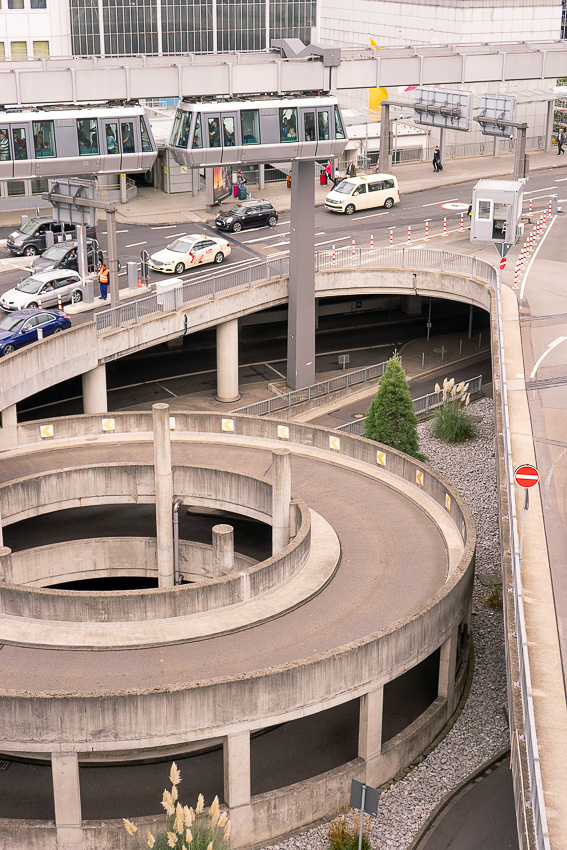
{"left": 345, "top": 204, "right": 355, "bottom": 215}
{"left": 232, "top": 222, "right": 242, "bottom": 233}
{"left": 71, "top": 290, "right": 83, "bottom": 304}
{"left": 174, "top": 262, "right": 186, "bottom": 275}
{"left": 53, "top": 328, "right": 63, "bottom": 334}
{"left": 28, "top": 301, "right": 39, "bottom": 308}
{"left": 384, "top": 197, "right": 394, "bottom": 209}
{"left": 214, "top": 252, "right": 225, "bottom": 264}
{"left": 23, "top": 245, "right": 39, "bottom": 256}
{"left": 268, "top": 216, "right": 277, "bottom": 227}
{"left": 2, "top": 344, "right": 15, "bottom": 356}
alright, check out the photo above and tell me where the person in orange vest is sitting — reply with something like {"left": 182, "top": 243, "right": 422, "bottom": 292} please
{"left": 98, "top": 261, "right": 109, "bottom": 300}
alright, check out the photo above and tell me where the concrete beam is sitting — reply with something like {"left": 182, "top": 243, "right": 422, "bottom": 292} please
{"left": 52, "top": 752, "right": 83, "bottom": 850}
{"left": 152, "top": 403, "right": 174, "bottom": 588}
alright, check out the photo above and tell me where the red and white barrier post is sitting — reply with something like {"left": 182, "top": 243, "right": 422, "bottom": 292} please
{"left": 460, "top": 213, "right": 464, "bottom": 232}
{"left": 370, "top": 234, "right": 374, "bottom": 254}
{"left": 389, "top": 229, "right": 393, "bottom": 247}
{"left": 424, "top": 220, "right": 429, "bottom": 240}
{"left": 352, "top": 239, "right": 355, "bottom": 259}
{"left": 443, "top": 217, "right": 447, "bottom": 236}
{"left": 407, "top": 226, "right": 411, "bottom": 244}
{"left": 332, "top": 244, "right": 336, "bottom": 266}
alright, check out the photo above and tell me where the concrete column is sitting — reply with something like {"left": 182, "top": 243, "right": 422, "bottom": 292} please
{"left": 120, "top": 172, "right": 127, "bottom": 204}
{"left": 438, "top": 632, "right": 457, "bottom": 700}
{"left": 223, "top": 731, "right": 250, "bottom": 808}
{"left": 545, "top": 100, "right": 554, "bottom": 152}
{"left": 0, "top": 547, "right": 12, "bottom": 582}
{"left": 271, "top": 448, "right": 291, "bottom": 554}
{"left": 152, "top": 403, "right": 174, "bottom": 588}
{"left": 358, "top": 686, "right": 384, "bottom": 762}
{"left": 216, "top": 319, "right": 240, "bottom": 403}
{"left": 82, "top": 364, "right": 107, "bottom": 414}
{"left": 52, "top": 752, "right": 84, "bottom": 850}
{"left": 0, "top": 403, "right": 18, "bottom": 451}
{"left": 212, "top": 524, "right": 234, "bottom": 576}
{"left": 258, "top": 163, "right": 265, "bottom": 190}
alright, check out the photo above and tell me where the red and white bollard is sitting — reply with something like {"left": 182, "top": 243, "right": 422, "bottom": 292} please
{"left": 407, "top": 226, "right": 411, "bottom": 244}
{"left": 460, "top": 213, "right": 464, "bottom": 232}
{"left": 389, "top": 229, "right": 393, "bottom": 247}
{"left": 352, "top": 239, "right": 355, "bottom": 259}
{"left": 443, "top": 217, "right": 447, "bottom": 236}
{"left": 332, "top": 244, "right": 336, "bottom": 266}
{"left": 424, "top": 220, "right": 429, "bottom": 240}
{"left": 548, "top": 199, "right": 553, "bottom": 214}
{"left": 528, "top": 199, "right": 532, "bottom": 216}
{"left": 370, "top": 234, "right": 374, "bottom": 254}
{"left": 57, "top": 294, "right": 62, "bottom": 310}
{"left": 37, "top": 300, "right": 42, "bottom": 309}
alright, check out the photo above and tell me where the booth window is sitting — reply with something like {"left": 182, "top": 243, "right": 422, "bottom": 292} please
{"left": 33, "top": 120, "right": 56, "bottom": 158}
{"left": 241, "top": 110, "right": 260, "bottom": 145}
{"left": 477, "top": 199, "right": 491, "bottom": 219}
{"left": 280, "top": 108, "right": 297, "bottom": 142}
{"left": 140, "top": 117, "right": 153, "bottom": 152}
{"left": 77, "top": 118, "right": 99, "bottom": 155}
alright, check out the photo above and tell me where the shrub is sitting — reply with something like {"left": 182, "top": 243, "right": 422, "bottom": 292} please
{"left": 329, "top": 812, "right": 372, "bottom": 850}
{"left": 430, "top": 378, "right": 476, "bottom": 443}
{"left": 123, "top": 763, "right": 231, "bottom": 850}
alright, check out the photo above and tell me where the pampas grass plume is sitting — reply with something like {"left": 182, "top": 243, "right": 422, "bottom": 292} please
{"left": 167, "top": 831, "right": 178, "bottom": 848}
{"left": 196, "top": 794, "right": 204, "bottom": 815}
{"left": 147, "top": 831, "right": 156, "bottom": 848}
{"left": 123, "top": 819, "right": 137, "bottom": 836}
{"left": 209, "top": 795, "right": 220, "bottom": 827}
{"left": 170, "top": 762, "right": 182, "bottom": 786}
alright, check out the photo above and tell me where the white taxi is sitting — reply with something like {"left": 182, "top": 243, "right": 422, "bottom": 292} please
{"left": 148, "top": 234, "right": 231, "bottom": 274}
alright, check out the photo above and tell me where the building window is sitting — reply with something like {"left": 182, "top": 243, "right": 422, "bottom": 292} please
{"left": 280, "top": 108, "right": 297, "bottom": 142}
{"left": 70, "top": 0, "right": 101, "bottom": 56}
{"left": 8, "top": 0, "right": 25, "bottom": 8}
{"left": 270, "top": 0, "right": 315, "bottom": 45}
{"left": 217, "top": 0, "right": 265, "bottom": 51}
{"left": 31, "top": 0, "right": 48, "bottom": 7}
{"left": 0, "top": 43, "right": 5, "bottom": 60}
{"left": 104, "top": 0, "right": 158, "bottom": 56}
{"left": 33, "top": 41, "right": 50, "bottom": 56}
{"left": 77, "top": 118, "right": 99, "bottom": 155}
{"left": 241, "top": 110, "right": 260, "bottom": 145}
{"left": 10, "top": 41, "right": 28, "bottom": 57}
{"left": 33, "top": 120, "right": 56, "bottom": 158}
{"left": 161, "top": 0, "right": 212, "bottom": 53}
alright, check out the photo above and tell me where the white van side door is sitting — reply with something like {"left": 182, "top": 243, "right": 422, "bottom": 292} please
{"left": 351, "top": 182, "right": 368, "bottom": 211}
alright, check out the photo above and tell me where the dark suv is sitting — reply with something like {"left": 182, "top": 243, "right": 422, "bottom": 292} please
{"left": 215, "top": 200, "right": 278, "bottom": 233}
{"left": 31, "top": 240, "right": 104, "bottom": 275}
{"left": 6, "top": 216, "right": 96, "bottom": 257}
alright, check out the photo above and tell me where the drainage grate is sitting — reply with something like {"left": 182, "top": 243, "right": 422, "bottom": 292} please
{"left": 0, "top": 761, "right": 11, "bottom": 771}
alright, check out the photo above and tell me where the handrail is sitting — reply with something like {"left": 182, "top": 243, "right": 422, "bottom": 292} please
{"left": 94, "top": 246, "right": 496, "bottom": 335}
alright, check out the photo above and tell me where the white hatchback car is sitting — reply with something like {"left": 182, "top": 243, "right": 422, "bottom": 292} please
{"left": 0, "top": 270, "right": 85, "bottom": 312}
{"left": 148, "top": 234, "right": 231, "bottom": 274}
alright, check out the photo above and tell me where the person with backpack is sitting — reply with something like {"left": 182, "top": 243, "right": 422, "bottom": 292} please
{"left": 237, "top": 171, "right": 249, "bottom": 199}
{"left": 432, "top": 146, "right": 442, "bottom": 172}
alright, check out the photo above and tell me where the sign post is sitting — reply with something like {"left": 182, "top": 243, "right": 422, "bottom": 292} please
{"left": 350, "top": 779, "right": 378, "bottom": 850}
{"left": 514, "top": 464, "right": 539, "bottom": 562}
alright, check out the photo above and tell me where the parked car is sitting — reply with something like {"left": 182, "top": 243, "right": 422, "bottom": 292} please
{"left": 0, "top": 308, "right": 71, "bottom": 356}
{"left": 6, "top": 216, "right": 96, "bottom": 257}
{"left": 149, "top": 234, "right": 231, "bottom": 274}
{"left": 215, "top": 200, "right": 278, "bottom": 232}
{"left": 0, "top": 270, "right": 86, "bottom": 311}
{"left": 30, "top": 239, "right": 104, "bottom": 275}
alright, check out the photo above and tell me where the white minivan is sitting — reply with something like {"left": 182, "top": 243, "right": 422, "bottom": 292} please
{"left": 325, "top": 173, "right": 400, "bottom": 215}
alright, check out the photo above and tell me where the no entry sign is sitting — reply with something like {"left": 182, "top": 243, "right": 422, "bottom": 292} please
{"left": 514, "top": 464, "right": 539, "bottom": 488}
{"left": 499, "top": 257, "right": 507, "bottom": 270}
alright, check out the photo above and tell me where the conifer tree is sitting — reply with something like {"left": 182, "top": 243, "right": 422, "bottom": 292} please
{"left": 364, "top": 351, "right": 426, "bottom": 461}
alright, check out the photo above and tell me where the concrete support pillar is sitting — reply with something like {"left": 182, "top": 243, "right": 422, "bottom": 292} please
{"left": 152, "top": 402, "right": 174, "bottom": 588}
{"left": 358, "top": 686, "right": 384, "bottom": 762}
{"left": 545, "top": 100, "right": 554, "bottom": 152}
{"left": 216, "top": 319, "right": 240, "bottom": 403}
{"left": 258, "top": 163, "right": 265, "bottom": 190}
{"left": 120, "top": 172, "right": 127, "bottom": 204}
{"left": 52, "top": 752, "right": 84, "bottom": 850}
{"left": 212, "top": 524, "right": 235, "bottom": 576}
{"left": 0, "top": 403, "right": 18, "bottom": 451}
{"left": 438, "top": 632, "right": 457, "bottom": 700}
{"left": 224, "top": 731, "right": 251, "bottom": 808}
{"left": 82, "top": 364, "right": 107, "bottom": 414}
{"left": 0, "top": 547, "right": 12, "bottom": 582}
{"left": 271, "top": 448, "right": 291, "bottom": 554}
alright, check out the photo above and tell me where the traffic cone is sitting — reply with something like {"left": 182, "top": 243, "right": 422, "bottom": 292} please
{"left": 138, "top": 277, "right": 143, "bottom": 288}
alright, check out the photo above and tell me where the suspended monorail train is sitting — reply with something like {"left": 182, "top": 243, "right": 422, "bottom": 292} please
{"left": 169, "top": 96, "right": 348, "bottom": 167}
{"left": 0, "top": 105, "right": 157, "bottom": 180}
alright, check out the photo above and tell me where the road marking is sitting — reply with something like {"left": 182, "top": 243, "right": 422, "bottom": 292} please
{"left": 529, "top": 335, "right": 567, "bottom": 379}
{"left": 527, "top": 194, "right": 557, "bottom": 202}
{"left": 269, "top": 240, "right": 290, "bottom": 247}
{"left": 156, "top": 382, "right": 178, "bottom": 397}
{"left": 352, "top": 212, "right": 390, "bottom": 220}
{"left": 441, "top": 202, "right": 469, "bottom": 210}
{"left": 315, "top": 236, "right": 353, "bottom": 246}
{"left": 164, "top": 233, "right": 186, "bottom": 239}
{"left": 101, "top": 230, "right": 128, "bottom": 234}
{"left": 244, "top": 231, "right": 290, "bottom": 243}
{"left": 125, "top": 241, "right": 147, "bottom": 248}
{"left": 520, "top": 214, "right": 557, "bottom": 300}
{"left": 423, "top": 198, "right": 458, "bottom": 207}
{"left": 264, "top": 362, "right": 286, "bottom": 379}
{"left": 523, "top": 186, "right": 558, "bottom": 194}
{"left": 151, "top": 225, "right": 180, "bottom": 229}
{"left": 315, "top": 231, "right": 326, "bottom": 236}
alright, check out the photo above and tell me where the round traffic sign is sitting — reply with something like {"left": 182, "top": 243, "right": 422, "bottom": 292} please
{"left": 514, "top": 464, "right": 539, "bottom": 488}
{"left": 499, "top": 257, "right": 507, "bottom": 270}
{"left": 440, "top": 202, "right": 469, "bottom": 211}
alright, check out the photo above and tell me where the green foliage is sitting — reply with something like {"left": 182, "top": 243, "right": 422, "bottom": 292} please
{"left": 329, "top": 814, "right": 372, "bottom": 850}
{"left": 430, "top": 377, "right": 476, "bottom": 443}
{"left": 364, "top": 351, "right": 426, "bottom": 461}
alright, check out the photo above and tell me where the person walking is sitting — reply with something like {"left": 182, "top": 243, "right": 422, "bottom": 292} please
{"left": 558, "top": 129, "right": 565, "bottom": 156}
{"left": 98, "top": 261, "right": 109, "bottom": 300}
{"left": 346, "top": 160, "right": 356, "bottom": 177}
{"left": 432, "top": 146, "right": 442, "bottom": 172}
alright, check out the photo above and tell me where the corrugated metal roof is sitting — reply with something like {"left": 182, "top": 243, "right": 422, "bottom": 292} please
{"left": 474, "top": 179, "right": 524, "bottom": 192}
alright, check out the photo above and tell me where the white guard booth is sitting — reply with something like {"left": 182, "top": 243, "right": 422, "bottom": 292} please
{"left": 471, "top": 179, "right": 524, "bottom": 245}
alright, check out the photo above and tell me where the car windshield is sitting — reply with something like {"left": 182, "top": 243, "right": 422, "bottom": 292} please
{"left": 333, "top": 181, "right": 356, "bottom": 195}
{"left": 42, "top": 245, "right": 70, "bottom": 261}
{"left": 19, "top": 219, "right": 39, "bottom": 235}
{"left": 15, "top": 276, "right": 43, "bottom": 294}
{"left": 229, "top": 205, "right": 248, "bottom": 214}
{"left": 167, "top": 239, "right": 195, "bottom": 253}
{"left": 0, "top": 315, "right": 25, "bottom": 332}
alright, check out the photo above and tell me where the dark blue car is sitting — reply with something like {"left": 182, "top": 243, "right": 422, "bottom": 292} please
{"left": 0, "top": 308, "right": 71, "bottom": 357}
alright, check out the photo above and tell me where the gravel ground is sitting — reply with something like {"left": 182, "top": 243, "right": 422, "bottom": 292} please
{"left": 263, "top": 396, "right": 508, "bottom": 850}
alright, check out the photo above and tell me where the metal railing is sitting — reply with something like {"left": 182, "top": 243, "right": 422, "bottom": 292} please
{"left": 231, "top": 359, "right": 392, "bottom": 416}
{"left": 336, "top": 375, "right": 483, "bottom": 434}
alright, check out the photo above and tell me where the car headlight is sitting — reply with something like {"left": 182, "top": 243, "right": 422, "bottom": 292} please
{"left": 225, "top": 217, "right": 233, "bottom": 223}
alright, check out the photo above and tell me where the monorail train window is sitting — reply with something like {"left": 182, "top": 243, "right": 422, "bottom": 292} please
{"left": 192, "top": 114, "right": 202, "bottom": 149}
{"left": 140, "top": 117, "right": 153, "bottom": 152}
{"left": 0, "top": 128, "right": 9, "bottom": 161}
{"left": 304, "top": 111, "right": 315, "bottom": 141}
{"left": 77, "top": 118, "right": 99, "bottom": 156}
{"left": 318, "top": 111, "right": 330, "bottom": 141}
{"left": 121, "top": 122, "right": 135, "bottom": 154}
{"left": 241, "top": 110, "right": 260, "bottom": 145}
{"left": 222, "top": 117, "right": 235, "bottom": 147}
{"left": 12, "top": 128, "right": 28, "bottom": 160}
{"left": 208, "top": 117, "right": 221, "bottom": 148}
{"left": 105, "top": 123, "right": 119, "bottom": 154}
{"left": 279, "top": 108, "right": 297, "bottom": 142}
{"left": 334, "top": 106, "right": 346, "bottom": 140}
{"left": 33, "top": 121, "right": 56, "bottom": 158}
